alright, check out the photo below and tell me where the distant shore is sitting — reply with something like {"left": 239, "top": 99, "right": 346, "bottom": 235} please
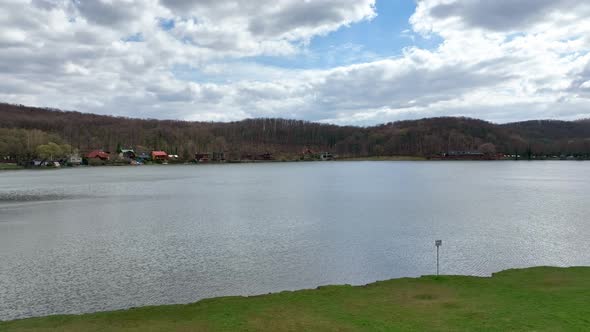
{"left": 2, "top": 266, "right": 589, "bottom": 331}
{"left": 2, "top": 156, "right": 588, "bottom": 172}
{"left": 336, "top": 156, "right": 427, "bottom": 161}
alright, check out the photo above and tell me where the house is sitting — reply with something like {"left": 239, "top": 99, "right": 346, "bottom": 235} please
{"left": 240, "top": 153, "right": 254, "bottom": 160}
{"left": 136, "top": 152, "right": 151, "bottom": 161}
{"left": 68, "top": 153, "right": 82, "bottom": 165}
{"left": 29, "top": 160, "right": 43, "bottom": 167}
{"left": 319, "top": 152, "right": 333, "bottom": 161}
{"left": 195, "top": 153, "right": 210, "bottom": 162}
{"left": 256, "top": 153, "right": 273, "bottom": 161}
{"left": 119, "top": 149, "right": 136, "bottom": 160}
{"left": 31, "top": 160, "right": 60, "bottom": 167}
{"left": 151, "top": 151, "right": 168, "bottom": 161}
{"left": 301, "top": 148, "right": 315, "bottom": 161}
{"left": 1, "top": 155, "right": 16, "bottom": 163}
{"left": 212, "top": 151, "right": 225, "bottom": 162}
{"left": 436, "top": 151, "right": 488, "bottom": 160}
{"left": 86, "top": 150, "right": 110, "bottom": 160}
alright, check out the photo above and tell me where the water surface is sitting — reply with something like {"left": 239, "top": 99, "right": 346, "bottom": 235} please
{"left": 1, "top": 162, "right": 589, "bottom": 320}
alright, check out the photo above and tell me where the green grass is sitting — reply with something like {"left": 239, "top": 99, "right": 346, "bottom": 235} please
{"left": 0, "top": 163, "right": 22, "bottom": 170}
{"left": 2, "top": 267, "right": 589, "bottom": 331}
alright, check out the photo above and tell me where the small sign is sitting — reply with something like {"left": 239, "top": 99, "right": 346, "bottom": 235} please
{"left": 435, "top": 240, "right": 442, "bottom": 246}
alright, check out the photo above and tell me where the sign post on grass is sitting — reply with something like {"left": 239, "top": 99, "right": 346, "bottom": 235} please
{"left": 435, "top": 240, "right": 442, "bottom": 276}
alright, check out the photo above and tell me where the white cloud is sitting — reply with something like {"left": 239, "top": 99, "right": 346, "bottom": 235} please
{"left": 0, "top": 0, "right": 590, "bottom": 124}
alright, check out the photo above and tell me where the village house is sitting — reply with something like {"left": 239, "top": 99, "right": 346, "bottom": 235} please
{"left": 195, "top": 153, "right": 210, "bottom": 162}
{"left": 319, "top": 152, "right": 334, "bottom": 161}
{"left": 119, "top": 149, "right": 136, "bottom": 160}
{"left": 29, "top": 160, "right": 43, "bottom": 167}
{"left": 151, "top": 151, "right": 168, "bottom": 161}
{"left": 301, "top": 148, "right": 315, "bottom": 160}
{"left": 256, "top": 153, "right": 273, "bottom": 161}
{"left": 195, "top": 152, "right": 225, "bottom": 163}
{"left": 212, "top": 151, "right": 225, "bottom": 162}
{"left": 28, "top": 160, "right": 60, "bottom": 167}
{"left": 240, "top": 153, "right": 254, "bottom": 160}
{"left": 86, "top": 150, "right": 110, "bottom": 161}
{"left": 136, "top": 152, "right": 150, "bottom": 162}
{"left": 1, "top": 155, "right": 16, "bottom": 163}
{"left": 68, "top": 153, "right": 83, "bottom": 165}
{"left": 436, "top": 151, "right": 488, "bottom": 160}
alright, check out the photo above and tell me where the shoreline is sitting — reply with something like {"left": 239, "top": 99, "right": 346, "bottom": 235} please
{"left": 2, "top": 266, "right": 589, "bottom": 330}
{"left": 2, "top": 157, "right": 586, "bottom": 172}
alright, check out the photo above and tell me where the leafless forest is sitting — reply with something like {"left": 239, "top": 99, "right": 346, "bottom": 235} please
{"left": 1, "top": 103, "right": 590, "bottom": 162}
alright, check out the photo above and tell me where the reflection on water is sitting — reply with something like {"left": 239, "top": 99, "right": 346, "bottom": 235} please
{"left": 1, "top": 162, "right": 589, "bottom": 320}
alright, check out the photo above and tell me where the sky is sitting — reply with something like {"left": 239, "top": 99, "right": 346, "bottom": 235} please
{"left": 1, "top": 0, "right": 590, "bottom": 125}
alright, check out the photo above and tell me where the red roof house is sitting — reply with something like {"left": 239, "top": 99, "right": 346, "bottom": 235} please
{"left": 86, "top": 150, "right": 110, "bottom": 160}
{"left": 151, "top": 151, "right": 168, "bottom": 161}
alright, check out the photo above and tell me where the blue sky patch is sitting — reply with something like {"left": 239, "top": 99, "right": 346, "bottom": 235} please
{"left": 122, "top": 32, "right": 144, "bottom": 43}
{"left": 248, "top": 0, "right": 442, "bottom": 70}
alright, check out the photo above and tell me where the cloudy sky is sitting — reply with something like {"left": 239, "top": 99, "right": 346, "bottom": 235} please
{"left": 1, "top": 0, "right": 590, "bottom": 125}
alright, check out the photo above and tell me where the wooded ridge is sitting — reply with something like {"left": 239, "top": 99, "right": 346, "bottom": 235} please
{"left": 1, "top": 103, "right": 590, "bottom": 162}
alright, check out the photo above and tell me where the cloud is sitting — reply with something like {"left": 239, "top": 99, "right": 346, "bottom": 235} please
{"left": 161, "top": 0, "right": 375, "bottom": 54}
{"left": 0, "top": 0, "right": 589, "bottom": 125}
{"left": 428, "top": 0, "right": 575, "bottom": 31}
{"left": 411, "top": 0, "right": 590, "bottom": 38}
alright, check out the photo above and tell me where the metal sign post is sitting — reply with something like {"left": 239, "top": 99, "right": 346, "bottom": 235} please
{"left": 435, "top": 240, "right": 442, "bottom": 276}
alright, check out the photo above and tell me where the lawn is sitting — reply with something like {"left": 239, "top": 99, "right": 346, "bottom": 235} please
{"left": 0, "top": 163, "right": 22, "bottom": 170}
{"left": 2, "top": 267, "right": 589, "bottom": 331}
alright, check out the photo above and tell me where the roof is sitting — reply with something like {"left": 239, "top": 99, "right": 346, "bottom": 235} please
{"left": 121, "top": 149, "right": 135, "bottom": 153}
{"left": 86, "top": 150, "right": 110, "bottom": 159}
{"left": 151, "top": 151, "right": 168, "bottom": 157}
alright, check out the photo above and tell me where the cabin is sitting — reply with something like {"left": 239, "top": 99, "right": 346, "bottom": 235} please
{"left": 136, "top": 152, "right": 151, "bottom": 162}
{"left": 301, "top": 148, "right": 315, "bottom": 161}
{"left": 30, "top": 160, "right": 60, "bottom": 167}
{"left": 319, "top": 152, "right": 334, "bottom": 161}
{"left": 151, "top": 151, "right": 168, "bottom": 161}
{"left": 212, "top": 151, "right": 225, "bottom": 162}
{"left": 119, "top": 149, "right": 136, "bottom": 160}
{"left": 68, "top": 153, "right": 82, "bottom": 165}
{"left": 240, "top": 153, "right": 254, "bottom": 160}
{"left": 195, "top": 153, "right": 210, "bottom": 163}
{"left": 256, "top": 153, "right": 273, "bottom": 161}
{"left": 436, "top": 151, "right": 487, "bottom": 160}
{"left": 86, "top": 150, "right": 110, "bottom": 161}
{"left": 1, "top": 155, "right": 16, "bottom": 163}
{"left": 29, "top": 160, "right": 43, "bottom": 167}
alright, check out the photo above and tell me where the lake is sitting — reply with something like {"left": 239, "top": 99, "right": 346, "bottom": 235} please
{"left": 1, "top": 161, "right": 589, "bottom": 320}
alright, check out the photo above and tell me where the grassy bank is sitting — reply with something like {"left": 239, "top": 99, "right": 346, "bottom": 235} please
{"left": 2, "top": 267, "right": 589, "bottom": 331}
{"left": 0, "top": 163, "right": 23, "bottom": 170}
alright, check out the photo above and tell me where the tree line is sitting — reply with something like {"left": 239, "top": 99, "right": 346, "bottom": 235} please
{"left": 1, "top": 103, "right": 590, "bottom": 162}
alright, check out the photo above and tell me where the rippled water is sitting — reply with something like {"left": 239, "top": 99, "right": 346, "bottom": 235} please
{"left": 1, "top": 162, "right": 589, "bottom": 320}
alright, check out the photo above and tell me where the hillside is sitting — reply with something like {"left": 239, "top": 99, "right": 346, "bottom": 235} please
{"left": 1, "top": 103, "right": 590, "bottom": 162}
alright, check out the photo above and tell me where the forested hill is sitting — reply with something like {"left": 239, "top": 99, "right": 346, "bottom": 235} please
{"left": 1, "top": 102, "right": 590, "bottom": 161}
